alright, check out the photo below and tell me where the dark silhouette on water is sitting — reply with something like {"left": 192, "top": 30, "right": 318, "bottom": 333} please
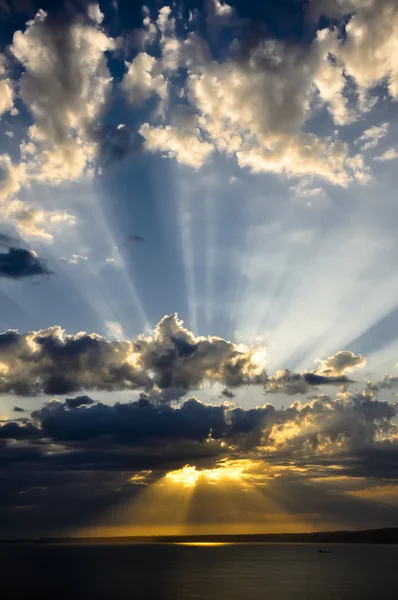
{"left": 318, "top": 549, "right": 332, "bottom": 553}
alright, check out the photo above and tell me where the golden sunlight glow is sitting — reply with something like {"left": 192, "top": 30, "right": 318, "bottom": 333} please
{"left": 75, "top": 459, "right": 323, "bottom": 538}
{"left": 177, "top": 542, "right": 232, "bottom": 546}
{"left": 125, "top": 351, "right": 142, "bottom": 368}
{"left": 164, "top": 462, "right": 247, "bottom": 488}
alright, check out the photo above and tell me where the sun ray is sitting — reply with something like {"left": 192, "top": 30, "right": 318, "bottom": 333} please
{"left": 178, "top": 174, "right": 198, "bottom": 333}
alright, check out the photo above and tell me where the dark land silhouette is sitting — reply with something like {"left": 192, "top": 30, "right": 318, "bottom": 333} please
{"left": 1, "top": 527, "right": 398, "bottom": 544}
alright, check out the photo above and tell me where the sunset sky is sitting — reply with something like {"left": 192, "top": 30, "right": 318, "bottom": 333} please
{"left": 1, "top": 0, "right": 398, "bottom": 539}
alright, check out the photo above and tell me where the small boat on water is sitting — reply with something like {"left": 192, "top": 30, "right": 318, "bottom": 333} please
{"left": 318, "top": 549, "right": 332, "bottom": 553}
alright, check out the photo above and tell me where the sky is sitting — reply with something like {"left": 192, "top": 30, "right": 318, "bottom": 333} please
{"left": 0, "top": 0, "right": 398, "bottom": 539}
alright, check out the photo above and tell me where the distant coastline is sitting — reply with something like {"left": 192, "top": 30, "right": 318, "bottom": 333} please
{"left": 1, "top": 527, "right": 398, "bottom": 545}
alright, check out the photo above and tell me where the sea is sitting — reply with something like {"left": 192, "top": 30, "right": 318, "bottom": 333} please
{"left": 0, "top": 542, "right": 397, "bottom": 599}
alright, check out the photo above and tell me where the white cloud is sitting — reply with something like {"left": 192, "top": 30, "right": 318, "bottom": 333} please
{"left": 212, "top": 0, "right": 234, "bottom": 18}
{"left": 0, "top": 155, "right": 76, "bottom": 242}
{"left": 315, "top": 350, "right": 366, "bottom": 377}
{"left": 313, "top": 29, "right": 356, "bottom": 125}
{"left": 139, "top": 122, "right": 214, "bottom": 169}
{"left": 0, "top": 79, "right": 13, "bottom": 117}
{"left": 105, "top": 245, "right": 123, "bottom": 268}
{"left": 62, "top": 254, "right": 88, "bottom": 265}
{"left": 121, "top": 52, "right": 167, "bottom": 105}
{"left": 10, "top": 9, "right": 115, "bottom": 185}
{"left": 181, "top": 35, "right": 368, "bottom": 183}
{"left": 87, "top": 3, "right": 104, "bottom": 25}
{"left": 374, "top": 148, "right": 398, "bottom": 162}
{"left": 311, "top": 0, "right": 398, "bottom": 104}
{"left": 105, "top": 321, "right": 125, "bottom": 340}
{"left": 357, "top": 123, "right": 389, "bottom": 151}
{"left": 0, "top": 54, "right": 14, "bottom": 117}
{"left": 157, "top": 6, "right": 180, "bottom": 72}
{"left": 10, "top": 202, "right": 76, "bottom": 242}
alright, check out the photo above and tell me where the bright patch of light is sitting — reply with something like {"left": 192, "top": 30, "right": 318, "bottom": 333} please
{"left": 165, "top": 462, "right": 247, "bottom": 488}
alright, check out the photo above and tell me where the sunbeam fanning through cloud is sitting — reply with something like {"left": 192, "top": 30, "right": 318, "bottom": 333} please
{"left": 1, "top": 0, "right": 398, "bottom": 560}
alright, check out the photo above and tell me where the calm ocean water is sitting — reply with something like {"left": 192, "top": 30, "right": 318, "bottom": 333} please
{"left": 0, "top": 543, "right": 397, "bottom": 599}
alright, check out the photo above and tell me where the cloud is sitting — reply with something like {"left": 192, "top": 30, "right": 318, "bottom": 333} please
{"left": 0, "top": 54, "right": 14, "bottom": 117}
{"left": 264, "top": 351, "right": 365, "bottom": 395}
{"left": 0, "top": 314, "right": 267, "bottom": 396}
{"left": 1, "top": 388, "right": 395, "bottom": 464}
{"left": 105, "top": 321, "right": 125, "bottom": 340}
{"left": 310, "top": 0, "right": 398, "bottom": 104}
{"left": 0, "top": 80, "right": 13, "bottom": 118}
{"left": 123, "top": 6, "right": 369, "bottom": 183}
{"left": 0, "top": 145, "right": 76, "bottom": 245}
{"left": 374, "top": 148, "right": 398, "bottom": 162}
{"left": 357, "top": 123, "right": 389, "bottom": 152}
{"left": 0, "top": 420, "right": 40, "bottom": 439}
{"left": 221, "top": 387, "right": 235, "bottom": 398}
{"left": 139, "top": 122, "right": 214, "bottom": 169}
{"left": 64, "top": 395, "right": 95, "bottom": 409}
{"left": 121, "top": 52, "right": 167, "bottom": 105}
{"left": 314, "top": 350, "right": 366, "bottom": 376}
{"left": 264, "top": 369, "right": 352, "bottom": 395}
{"left": 212, "top": 0, "right": 234, "bottom": 19}
{"left": 11, "top": 204, "right": 76, "bottom": 242}
{"left": 10, "top": 7, "right": 115, "bottom": 184}
{"left": 0, "top": 247, "right": 51, "bottom": 279}
{"left": 61, "top": 254, "right": 88, "bottom": 265}
{"left": 207, "top": 0, "right": 235, "bottom": 24}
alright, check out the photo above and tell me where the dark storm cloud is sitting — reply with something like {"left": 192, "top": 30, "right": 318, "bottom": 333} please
{"left": 303, "top": 372, "right": 352, "bottom": 386}
{"left": 264, "top": 369, "right": 353, "bottom": 395}
{"left": 2, "top": 389, "right": 394, "bottom": 461}
{"left": 0, "top": 388, "right": 397, "bottom": 538}
{"left": 0, "top": 420, "right": 40, "bottom": 439}
{"left": 220, "top": 387, "right": 235, "bottom": 398}
{"left": 64, "top": 395, "right": 95, "bottom": 409}
{"left": 0, "top": 314, "right": 266, "bottom": 396}
{"left": 32, "top": 397, "right": 231, "bottom": 444}
{"left": 0, "top": 247, "right": 51, "bottom": 279}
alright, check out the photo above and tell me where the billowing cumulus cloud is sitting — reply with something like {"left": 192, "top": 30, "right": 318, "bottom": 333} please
{"left": 311, "top": 0, "right": 398, "bottom": 104}
{"left": 263, "top": 351, "right": 365, "bottom": 395}
{"left": 115, "top": 3, "right": 376, "bottom": 183}
{"left": 121, "top": 52, "right": 167, "bottom": 105}
{"left": 1, "top": 0, "right": 396, "bottom": 251}
{"left": 0, "top": 314, "right": 267, "bottom": 396}
{"left": 0, "top": 364, "right": 397, "bottom": 538}
{"left": 314, "top": 350, "right": 366, "bottom": 377}
{"left": 0, "top": 247, "right": 51, "bottom": 279}
{"left": 64, "top": 395, "right": 95, "bottom": 409}
{"left": 10, "top": 5, "right": 115, "bottom": 185}
{"left": 0, "top": 388, "right": 395, "bottom": 463}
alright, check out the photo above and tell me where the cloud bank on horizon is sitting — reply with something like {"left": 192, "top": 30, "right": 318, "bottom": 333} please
{"left": 1, "top": 314, "right": 398, "bottom": 536}
{"left": 0, "top": 0, "right": 398, "bottom": 537}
